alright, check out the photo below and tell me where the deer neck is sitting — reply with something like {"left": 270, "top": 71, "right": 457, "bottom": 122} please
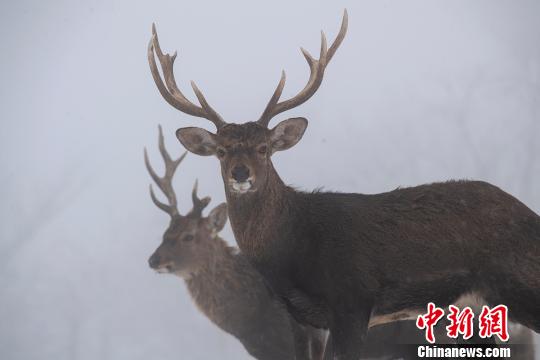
{"left": 185, "top": 237, "right": 239, "bottom": 318}
{"left": 224, "top": 163, "right": 292, "bottom": 260}
{"left": 188, "top": 236, "right": 236, "bottom": 283}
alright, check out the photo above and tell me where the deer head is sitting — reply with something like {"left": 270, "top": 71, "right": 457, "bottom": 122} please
{"left": 146, "top": 126, "right": 228, "bottom": 278}
{"left": 148, "top": 11, "right": 347, "bottom": 196}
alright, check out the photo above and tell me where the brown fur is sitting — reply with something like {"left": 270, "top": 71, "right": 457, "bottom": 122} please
{"left": 176, "top": 118, "right": 540, "bottom": 360}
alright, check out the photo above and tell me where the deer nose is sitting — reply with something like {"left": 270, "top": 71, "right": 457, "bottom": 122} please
{"left": 148, "top": 254, "right": 161, "bottom": 269}
{"left": 231, "top": 165, "right": 250, "bottom": 182}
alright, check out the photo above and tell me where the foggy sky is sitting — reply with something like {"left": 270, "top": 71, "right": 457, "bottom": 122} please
{"left": 1, "top": 0, "right": 539, "bottom": 359}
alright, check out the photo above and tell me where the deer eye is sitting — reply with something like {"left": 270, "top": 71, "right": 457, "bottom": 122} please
{"left": 257, "top": 145, "right": 268, "bottom": 154}
{"left": 182, "top": 234, "right": 194, "bottom": 242}
{"left": 216, "top": 148, "right": 226, "bottom": 158}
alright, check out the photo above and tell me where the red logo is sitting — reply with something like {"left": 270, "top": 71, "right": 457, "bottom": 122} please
{"left": 416, "top": 302, "right": 445, "bottom": 343}
{"left": 446, "top": 305, "right": 474, "bottom": 340}
{"left": 478, "top": 305, "right": 509, "bottom": 342}
{"left": 416, "top": 303, "right": 509, "bottom": 343}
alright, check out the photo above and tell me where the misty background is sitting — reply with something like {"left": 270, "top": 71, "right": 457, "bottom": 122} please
{"left": 1, "top": 0, "right": 539, "bottom": 359}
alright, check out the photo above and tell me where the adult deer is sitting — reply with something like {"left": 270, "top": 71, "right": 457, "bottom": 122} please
{"left": 147, "top": 11, "right": 540, "bottom": 360}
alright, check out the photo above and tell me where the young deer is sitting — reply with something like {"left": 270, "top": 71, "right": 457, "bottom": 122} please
{"left": 147, "top": 11, "right": 540, "bottom": 359}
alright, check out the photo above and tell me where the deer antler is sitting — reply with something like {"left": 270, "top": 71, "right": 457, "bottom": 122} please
{"left": 189, "top": 179, "right": 211, "bottom": 217}
{"left": 144, "top": 125, "right": 187, "bottom": 217}
{"left": 257, "top": 10, "right": 348, "bottom": 127}
{"left": 148, "top": 24, "right": 227, "bottom": 130}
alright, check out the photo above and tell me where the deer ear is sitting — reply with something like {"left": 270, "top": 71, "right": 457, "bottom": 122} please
{"left": 269, "top": 117, "right": 308, "bottom": 152}
{"left": 207, "top": 203, "right": 228, "bottom": 232}
{"left": 176, "top": 127, "right": 217, "bottom": 156}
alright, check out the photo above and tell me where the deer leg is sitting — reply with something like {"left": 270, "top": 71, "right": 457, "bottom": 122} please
{"left": 288, "top": 319, "right": 311, "bottom": 360}
{"left": 307, "top": 327, "right": 329, "bottom": 360}
{"left": 329, "top": 307, "right": 371, "bottom": 360}
{"left": 282, "top": 288, "right": 331, "bottom": 360}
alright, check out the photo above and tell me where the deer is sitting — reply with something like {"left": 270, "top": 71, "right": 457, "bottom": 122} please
{"left": 147, "top": 10, "right": 540, "bottom": 360}
{"left": 145, "top": 127, "right": 477, "bottom": 360}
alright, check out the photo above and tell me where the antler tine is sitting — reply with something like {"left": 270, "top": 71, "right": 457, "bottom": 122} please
{"left": 149, "top": 184, "right": 172, "bottom": 214}
{"left": 144, "top": 126, "right": 188, "bottom": 217}
{"left": 257, "top": 10, "right": 348, "bottom": 127}
{"left": 258, "top": 71, "right": 287, "bottom": 124}
{"left": 189, "top": 179, "right": 212, "bottom": 217}
{"left": 327, "top": 9, "right": 348, "bottom": 63}
{"left": 148, "top": 24, "right": 227, "bottom": 130}
{"left": 319, "top": 31, "right": 328, "bottom": 66}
